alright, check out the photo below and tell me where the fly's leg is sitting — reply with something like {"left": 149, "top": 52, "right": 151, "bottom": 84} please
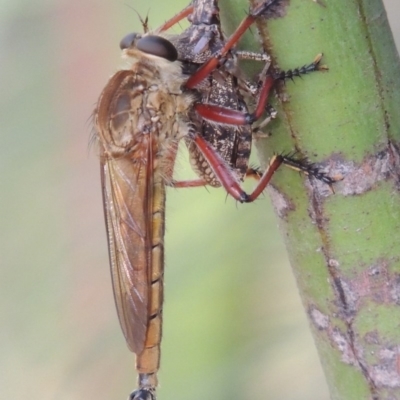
{"left": 170, "top": 179, "right": 208, "bottom": 188}
{"left": 129, "top": 387, "right": 155, "bottom": 400}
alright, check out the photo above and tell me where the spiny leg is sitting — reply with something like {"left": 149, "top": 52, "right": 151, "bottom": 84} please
{"left": 128, "top": 387, "right": 155, "bottom": 400}
{"left": 195, "top": 52, "right": 327, "bottom": 127}
{"left": 154, "top": 4, "right": 194, "bottom": 33}
{"left": 191, "top": 133, "right": 334, "bottom": 202}
{"left": 185, "top": 0, "right": 283, "bottom": 88}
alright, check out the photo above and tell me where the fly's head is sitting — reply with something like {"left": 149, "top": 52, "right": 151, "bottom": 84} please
{"left": 119, "top": 32, "right": 188, "bottom": 93}
{"left": 120, "top": 33, "right": 178, "bottom": 62}
{"left": 95, "top": 31, "right": 194, "bottom": 161}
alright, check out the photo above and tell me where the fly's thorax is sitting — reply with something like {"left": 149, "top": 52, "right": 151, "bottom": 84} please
{"left": 123, "top": 47, "right": 187, "bottom": 94}
{"left": 95, "top": 56, "right": 193, "bottom": 161}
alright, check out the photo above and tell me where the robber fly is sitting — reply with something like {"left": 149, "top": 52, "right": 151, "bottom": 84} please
{"left": 95, "top": 32, "right": 194, "bottom": 400}
{"left": 94, "top": 1, "right": 332, "bottom": 399}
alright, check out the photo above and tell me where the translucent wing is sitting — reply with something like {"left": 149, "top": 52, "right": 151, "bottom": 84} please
{"left": 100, "top": 146, "right": 153, "bottom": 354}
{"left": 96, "top": 69, "right": 157, "bottom": 355}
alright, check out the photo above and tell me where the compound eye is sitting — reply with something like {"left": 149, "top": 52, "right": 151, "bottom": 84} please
{"left": 136, "top": 35, "right": 178, "bottom": 62}
{"left": 120, "top": 33, "right": 140, "bottom": 50}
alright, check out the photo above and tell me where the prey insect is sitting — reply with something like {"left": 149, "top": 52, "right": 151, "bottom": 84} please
{"left": 94, "top": 1, "right": 332, "bottom": 399}
{"left": 158, "top": 0, "right": 331, "bottom": 200}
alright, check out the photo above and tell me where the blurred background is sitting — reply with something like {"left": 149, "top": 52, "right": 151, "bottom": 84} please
{"left": 1, "top": 1, "right": 399, "bottom": 399}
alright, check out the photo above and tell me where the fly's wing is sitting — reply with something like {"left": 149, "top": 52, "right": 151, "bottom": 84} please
{"left": 100, "top": 147, "right": 153, "bottom": 354}
{"left": 96, "top": 68, "right": 156, "bottom": 354}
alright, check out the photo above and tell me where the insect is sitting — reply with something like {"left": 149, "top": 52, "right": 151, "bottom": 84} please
{"left": 158, "top": 0, "right": 330, "bottom": 197}
{"left": 94, "top": 1, "right": 332, "bottom": 399}
{"left": 95, "top": 33, "right": 190, "bottom": 400}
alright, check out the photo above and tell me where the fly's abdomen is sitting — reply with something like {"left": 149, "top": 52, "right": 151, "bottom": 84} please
{"left": 136, "top": 176, "right": 165, "bottom": 389}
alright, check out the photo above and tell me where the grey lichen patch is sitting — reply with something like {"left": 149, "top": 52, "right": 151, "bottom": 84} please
{"left": 325, "top": 259, "right": 358, "bottom": 318}
{"left": 331, "top": 327, "right": 358, "bottom": 366}
{"left": 307, "top": 142, "right": 400, "bottom": 197}
{"left": 362, "top": 330, "right": 400, "bottom": 388}
{"left": 309, "top": 255, "right": 400, "bottom": 390}
{"left": 309, "top": 306, "right": 329, "bottom": 330}
{"left": 305, "top": 176, "right": 333, "bottom": 201}
{"left": 299, "top": 142, "right": 400, "bottom": 207}
{"left": 309, "top": 302, "right": 400, "bottom": 389}
{"left": 309, "top": 305, "right": 358, "bottom": 365}
{"left": 320, "top": 258, "right": 400, "bottom": 388}
{"left": 390, "top": 275, "right": 400, "bottom": 305}
{"left": 335, "top": 277, "right": 358, "bottom": 318}
{"left": 253, "top": 0, "right": 290, "bottom": 56}
{"left": 370, "top": 345, "right": 400, "bottom": 388}
{"left": 267, "top": 184, "right": 295, "bottom": 218}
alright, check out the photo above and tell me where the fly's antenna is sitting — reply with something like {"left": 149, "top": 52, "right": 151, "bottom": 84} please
{"left": 123, "top": 3, "right": 150, "bottom": 33}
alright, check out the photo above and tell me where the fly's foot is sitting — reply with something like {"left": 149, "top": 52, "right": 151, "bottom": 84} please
{"left": 128, "top": 388, "right": 155, "bottom": 400}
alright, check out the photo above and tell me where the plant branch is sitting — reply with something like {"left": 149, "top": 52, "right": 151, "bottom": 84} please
{"left": 220, "top": 0, "right": 400, "bottom": 398}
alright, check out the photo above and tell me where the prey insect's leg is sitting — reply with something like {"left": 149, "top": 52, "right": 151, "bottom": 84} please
{"left": 185, "top": 0, "right": 281, "bottom": 88}
{"left": 235, "top": 50, "right": 271, "bottom": 63}
{"left": 279, "top": 153, "right": 335, "bottom": 185}
{"left": 154, "top": 4, "right": 194, "bottom": 33}
{"left": 192, "top": 133, "right": 282, "bottom": 202}
{"left": 193, "top": 133, "right": 334, "bottom": 203}
{"left": 195, "top": 74, "right": 276, "bottom": 125}
{"left": 195, "top": 53, "right": 326, "bottom": 126}
{"left": 272, "top": 53, "right": 328, "bottom": 81}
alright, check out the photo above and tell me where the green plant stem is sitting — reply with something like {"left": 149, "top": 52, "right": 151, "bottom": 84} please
{"left": 221, "top": 0, "right": 400, "bottom": 398}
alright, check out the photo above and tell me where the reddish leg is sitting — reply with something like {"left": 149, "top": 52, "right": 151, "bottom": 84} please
{"left": 154, "top": 2, "right": 330, "bottom": 200}
{"left": 154, "top": 1, "right": 280, "bottom": 126}
{"left": 170, "top": 179, "right": 208, "bottom": 188}
{"left": 195, "top": 75, "right": 275, "bottom": 125}
{"left": 154, "top": 4, "right": 194, "bottom": 33}
{"left": 186, "top": 0, "right": 279, "bottom": 88}
{"left": 192, "top": 134, "right": 283, "bottom": 203}
{"left": 171, "top": 142, "right": 333, "bottom": 200}
{"left": 194, "top": 54, "right": 325, "bottom": 126}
